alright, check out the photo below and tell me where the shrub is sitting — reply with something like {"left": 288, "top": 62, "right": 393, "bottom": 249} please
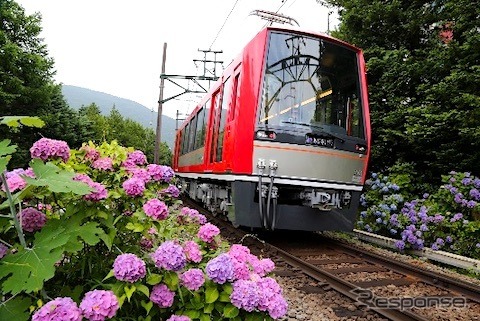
{"left": 0, "top": 134, "right": 287, "bottom": 320}
{"left": 358, "top": 170, "right": 480, "bottom": 259}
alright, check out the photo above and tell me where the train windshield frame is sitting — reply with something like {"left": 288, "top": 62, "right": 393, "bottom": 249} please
{"left": 257, "top": 31, "right": 366, "bottom": 141}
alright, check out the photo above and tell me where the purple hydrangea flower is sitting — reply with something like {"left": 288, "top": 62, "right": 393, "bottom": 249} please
{"left": 183, "top": 240, "right": 202, "bottom": 263}
{"left": 163, "top": 184, "right": 180, "bottom": 198}
{"left": 0, "top": 243, "right": 8, "bottom": 259}
{"left": 131, "top": 168, "right": 151, "bottom": 183}
{"left": 166, "top": 315, "right": 191, "bottom": 321}
{"left": 450, "top": 213, "right": 463, "bottom": 222}
{"left": 32, "top": 297, "right": 82, "bottom": 321}
{"left": 151, "top": 241, "right": 187, "bottom": 271}
{"left": 150, "top": 284, "right": 175, "bottom": 308}
{"left": 253, "top": 258, "right": 275, "bottom": 277}
{"left": 206, "top": 253, "right": 234, "bottom": 284}
{"left": 113, "top": 253, "right": 146, "bottom": 283}
{"left": 180, "top": 268, "right": 205, "bottom": 291}
{"left": 143, "top": 198, "right": 169, "bottom": 220}
{"left": 122, "top": 177, "right": 146, "bottom": 197}
{"left": 230, "top": 279, "right": 259, "bottom": 312}
{"left": 30, "top": 137, "right": 70, "bottom": 162}
{"left": 197, "top": 223, "right": 220, "bottom": 243}
{"left": 80, "top": 290, "right": 119, "bottom": 321}
{"left": 18, "top": 207, "right": 47, "bottom": 232}
{"left": 395, "top": 240, "right": 406, "bottom": 251}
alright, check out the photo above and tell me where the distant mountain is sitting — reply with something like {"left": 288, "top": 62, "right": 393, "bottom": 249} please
{"left": 61, "top": 85, "right": 177, "bottom": 148}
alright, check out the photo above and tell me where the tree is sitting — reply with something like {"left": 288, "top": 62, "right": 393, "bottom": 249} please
{"left": 0, "top": 1, "right": 88, "bottom": 168}
{"left": 79, "top": 104, "right": 172, "bottom": 165}
{"left": 321, "top": 0, "right": 480, "bottom": 188}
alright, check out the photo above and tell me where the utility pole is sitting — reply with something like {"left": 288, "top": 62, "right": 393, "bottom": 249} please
{"left": 154, "top": 42, "right": 167, "bottom": 164}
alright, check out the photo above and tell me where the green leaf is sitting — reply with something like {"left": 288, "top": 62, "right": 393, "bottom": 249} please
{"left": 125, "top": 222, "right": 145, "bottom": 232}
{"left": 24, "top": 159, "right": 92, "bottom": 195}
{"left": 146, "top": 273, "right": 163, "bottom": 285}
{"left": 205, "top": 286, "right": 219, "bottom": 304}
{"left": 183, "top": 310, "right": 201, "bottom": 319}
{"left": 0, "top": 224, "right": 69, "bottom": 295}
{"left": 103, "top": 269, "right": 115, "bottom": 281}
{"left": 124, "top": 285, "right": 136, "bottom": 301}
{"left": 204, "top": 303, "right": 215, "bottom": 314}
{"left": 141, "top": 300, "right": 153, "bottom": 314}
{"left": 0, "top": 296, "right": 32, "bottom": 321}
{"left": 245, "top": 313, "right": 267, "bottom": 321}
{"left": 219, "top": 291, "right": 231, "bottom": 302}
{"left": 0, "top": 139, "right": 16, "bottom": 157}
{"left": 0, "top": 116, "right": 45, "bottom": 128}
{"left": 0, "top": 156, "right": 10, "bottom": 174}
{"left": 200, "top": 314, "right": 211, "bottom": 321}
{"left": 136, "top": 284, "right": 150, "bottom": 298}
{"left": 163, "top": 271, "right": 178, "bottom": 288}
{"left": 223, "top": 304, "right": 239, "bottom": 318}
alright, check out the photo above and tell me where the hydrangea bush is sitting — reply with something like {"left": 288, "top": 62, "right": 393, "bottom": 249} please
{"left": 358, "top": 170, "right": 480, "bottom": 259}
{"left": 0, "top": 135, "right": 288, "bottom": 321}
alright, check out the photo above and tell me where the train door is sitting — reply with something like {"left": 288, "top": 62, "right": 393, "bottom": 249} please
{"left": 205, "top": 89, "right": 221, "bottom": 172}
{"left": 224, "top": 68, "right": 241, "bottom": 171}
{"left": 207, "top": 76, "right": 234, "bottom": 171}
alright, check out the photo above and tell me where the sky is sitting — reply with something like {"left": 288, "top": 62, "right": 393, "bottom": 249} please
{"left": 17, "top": 0, "right": 338, "bottom": 120}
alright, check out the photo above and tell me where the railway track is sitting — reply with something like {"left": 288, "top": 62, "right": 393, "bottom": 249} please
{"left": 182, "top": 197, "right": 480, "bottom": 321}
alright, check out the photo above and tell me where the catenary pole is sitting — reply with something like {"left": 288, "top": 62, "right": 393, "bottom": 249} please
{"left": 154, "top": 42, "right": 167, "bottom": 164}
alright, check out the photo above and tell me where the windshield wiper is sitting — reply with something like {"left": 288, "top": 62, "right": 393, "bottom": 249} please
{"left": 281, "top": 121, "right": 345, "bottom": 143}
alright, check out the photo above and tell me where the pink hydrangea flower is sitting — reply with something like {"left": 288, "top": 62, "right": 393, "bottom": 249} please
{"left": 122, "top": 177, "right": 145, "bottom": 197}
{"left": 147, "top": 164, "right": 174, "bottom": 182}
{"left": 2, "top": 168, "right": 35, "bottom": 192}
{"left": 166, "top": 316, "right": 191, "bottom": 321}
{"left": 180, "top": 268, "right": 205, "bottom": 291}
{"left": 178, "top": 207, "right": 206, "bottom": 225}
{"left": 92, "top": 157, "right": 113, "bottom": 171}
{"left": 113, "top": 253, "right": 146, "bottom": 283}
{"left": 18, "top": 207, "right": 47, "bottom": 232}
{"left": 228, "top": 244, "right": 251, "bottom": 263}
{"left": 183, "top": 240, "right": 202, "bottom": 263}
{"left": 197, "top": 223, "right": 220, "bottom": 243}
{"left": 256, "top": 277, "right": 288, "bottom": 319}
{"left": 151, "top": 240, "right": 186, "bottom": 271}
{"left": 32, "top": 297, "right": 82, "bottom": 321}
{"left": 126, "top": 150, "right": 147, "bottom": 165}
{"left": 80, "top": 290, "right": 119, "bottom": 321}
{"left": 81, "top": 146, "right": 100, "bottom": 162}
{"left": 73, "top": 174, "right": 107, "bottom": 202}
{"left": 253, "top": 258, "right": 275, "bottom": 276}
{"left": 30, "top": 137, "right": 70, "bottom": 162}
{"left": 128, "top": 168, "right": 149, "bottom": 181}
{"left": 143, "top": 198, "right": 169, "bottom": 220}
{"left": 150, "top": 284, "right": 175, "bottom": 308}
{"left": 84, "top": 182, "right": 108, "bottom": 201}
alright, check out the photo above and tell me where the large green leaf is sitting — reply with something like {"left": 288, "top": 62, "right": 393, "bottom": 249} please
{"left": 0, "top": 116, "right": 45, "bottom": 128}
{"left": 23, "top": 159, "right": 92, "bottom": 195}
{"left": 0, "top": 296, "right": 32, "bottom": 321}
{"left": 0, "top": 224, "right": 69, "bottom": 295}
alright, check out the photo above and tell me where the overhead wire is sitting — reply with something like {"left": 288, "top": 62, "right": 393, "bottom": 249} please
{"left": 209, "top": 0, "right": 241, "bottom": 50}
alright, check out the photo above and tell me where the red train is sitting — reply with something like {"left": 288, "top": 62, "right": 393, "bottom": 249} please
{"left": 173, "top": 26, "right": 371, "bottom": 231}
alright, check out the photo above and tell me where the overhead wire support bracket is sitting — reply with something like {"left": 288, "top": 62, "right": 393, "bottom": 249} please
{"left": 159, "top": 74, "right": 219, "bottom": 104}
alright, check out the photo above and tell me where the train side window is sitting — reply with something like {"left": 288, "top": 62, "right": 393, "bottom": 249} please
{"left": 194, "top": 107, "right": 206, "bottom": 149}
{"left": 182, "top": 123, "right": 190, "bottom": 155}
{"left": 215, "top": 76, "right": 232, "bottom": 162}
{"left": 209, "top": 92, "right": 221, "bottom": 163}
{"left": 187, "top": 115, "right": 197, "bottom": 153}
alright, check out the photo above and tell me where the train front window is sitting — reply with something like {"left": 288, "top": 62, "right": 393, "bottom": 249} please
{"left": 258, "top": 32, "right": 365, "bottom": 139}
